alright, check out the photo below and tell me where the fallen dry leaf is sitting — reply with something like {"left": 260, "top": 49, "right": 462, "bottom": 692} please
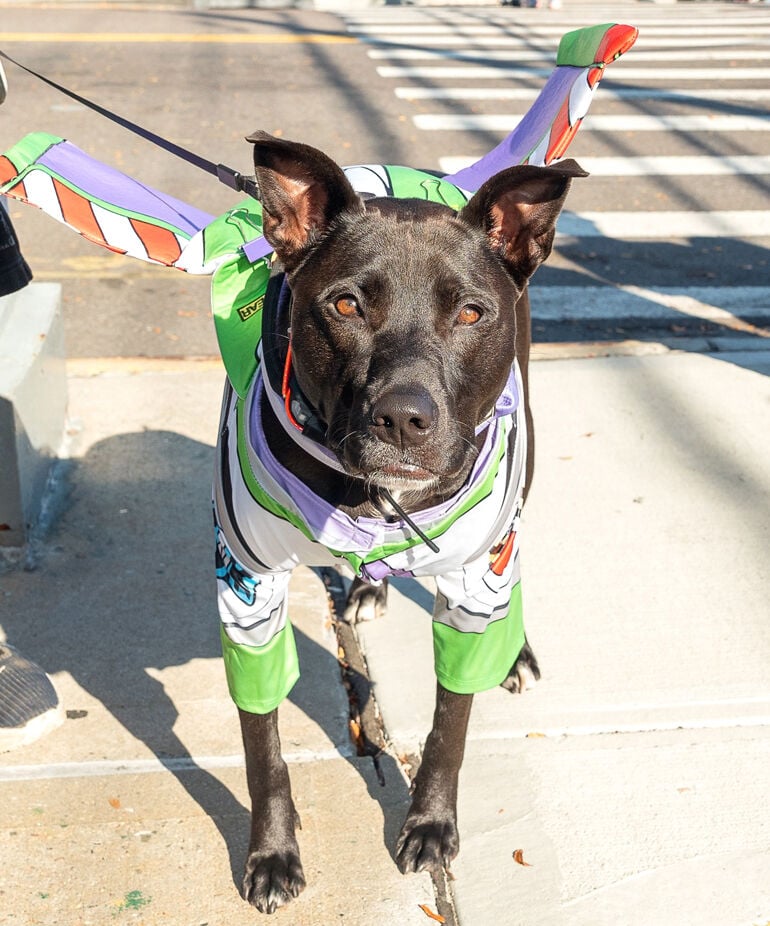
{"left": 418, "top": 904, "right": 446, "bottom": 923}
{"left": 513, "top": 849, "right": 533, "bottom": 867}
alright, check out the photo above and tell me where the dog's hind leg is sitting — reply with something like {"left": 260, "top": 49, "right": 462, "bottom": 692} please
{"left": 395, "top": 684, "right": 473, "bottom": 874}
{"left": 239, "top": 707, "right": 306, "bottom": 914}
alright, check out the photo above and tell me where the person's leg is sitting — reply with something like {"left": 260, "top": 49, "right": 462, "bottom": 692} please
{"left": 0, "top": 198, "right": 32, "bottom": 296}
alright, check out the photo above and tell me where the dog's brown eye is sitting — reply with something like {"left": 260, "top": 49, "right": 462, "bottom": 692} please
{"left": 335, "top": 296, "right": 360, "bottom": 317}
{"left": 457, "top": 305, "right": 482, "bottom": 326}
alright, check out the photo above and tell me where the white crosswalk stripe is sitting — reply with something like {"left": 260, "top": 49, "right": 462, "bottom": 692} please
{"left": 439, "top": 155, "right": 770, "bottom": 177}
{"left": 557, "top": 211, "right": 770, "bottom": 240}
{"left": 368, "top": 48, "right": 770, "bottom": 62}
{"left": 414, "top": 114, "right": 770, "bottom": 133}
{"left": 397, "top": 88, "right": 770, "bottom": 102}
{"left": 347, "top": 19, "right": 770, "bottom": 32}
{"left": 342, "top": 3, "right": 770, "bottom": 331}
{"left": 362, "top": 35, "right": 770, "bottom": 48}
{"left": 376, "top": 66, "right": 770, "bottom": 80}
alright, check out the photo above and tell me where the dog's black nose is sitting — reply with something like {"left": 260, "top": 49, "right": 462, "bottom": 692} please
{"left": 370, "top": 389, "right": 437, "bottom": 448}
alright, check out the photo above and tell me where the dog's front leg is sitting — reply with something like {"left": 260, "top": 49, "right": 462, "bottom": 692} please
{"left": 396, "top": 684, "right": 473, "bottom": 874}
{"left": 239, "top": 707, "right": 306, "bottom": 914}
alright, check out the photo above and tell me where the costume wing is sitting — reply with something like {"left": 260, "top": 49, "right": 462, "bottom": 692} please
{"left": 0, "top": 22, "right": 637, "bottom": 396}
{"left": 0, "top": 132, "right": 218, "bottom": 270}
{"left": 443, "top": 22, "right": 638, "bottom": 191}
{"left": 0, "top": 131, "right": 273, "bottom": 393}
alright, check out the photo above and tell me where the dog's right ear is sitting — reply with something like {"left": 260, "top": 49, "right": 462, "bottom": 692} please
{"left": 247, "top": 131, "right": 364, "bottom": 269}
{"left": 459, "top": 159, "right": 588, "bottom": 283}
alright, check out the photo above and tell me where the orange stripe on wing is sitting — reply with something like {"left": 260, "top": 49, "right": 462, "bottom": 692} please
{"left": 596, "top": 24, "right": 639, "bottom": 67}
{"left": 10, "top": 179, "right": 28, "bottom": 201}
{"left": 546, "top": 101, "right": 577, "bottom": 162}
{"left": 0, "top": 155, "right": 18, "bottom": 186}
{"left": 53, "top": 177, "right": 109, "bottom": 246}
{"left": 129, "top": 217, "right": 183, "bottom": 266}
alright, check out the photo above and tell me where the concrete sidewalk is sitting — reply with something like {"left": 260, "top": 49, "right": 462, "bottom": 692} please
{"left": 363, "top": 345, "right": 770, "bottom": 925}
{"left": 0, "top": 343, "right": 769, "bottom": 924}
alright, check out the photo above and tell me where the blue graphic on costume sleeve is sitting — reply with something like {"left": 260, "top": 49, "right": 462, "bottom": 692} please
{"left": 215, "top": 526, "right": 258, "bottom": 606}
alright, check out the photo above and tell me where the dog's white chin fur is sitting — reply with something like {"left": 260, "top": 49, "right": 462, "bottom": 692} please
{"left": 364, "top": 469, "right": 440, "bottom": 505}
{"left": 371, "top": 473, "right": 438, "bottom": 492}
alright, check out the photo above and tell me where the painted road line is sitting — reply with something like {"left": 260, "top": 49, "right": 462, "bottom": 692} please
{"left": 360, "top": 35, "right": 770, "bottom": 48}
{"left": 370, "top": 48, "right": 553, "bottom": 61}
{"left": 413, "top": 114, "right": 770, "bottom": 133}
{"left": 348, "top": 17, "right": 770, "bottom": 36}
{"left": 557, "top": 211, "right": 770, "bottom": 240}
{"left": 0, "top": 32, "right": 357, "bottom": 44}
{"left": 368, "top": 48, "right": 770, "bottom": 62}
{"left": 346, "top": 19, "right": 770, "bottom": 32}
{"left": 377, "top": 66, "right": 770, "bottom": 80}
{"left": 0, "top": 748, "right": 355, "bottom": 782}
{"left": 439, "top": 155, "right": 770, "bottom": 177}
{"left": 398, "top": 87, "right": 770, "bottom": 102}
{"left": 527, "top": 285, "right": 770, "bottom": 323}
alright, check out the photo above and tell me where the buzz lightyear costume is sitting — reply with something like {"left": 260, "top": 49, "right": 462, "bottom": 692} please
{"left": 206, "top": 165, "right": 530, "bottom": 714}
{"left": 0, "top": 23, "right": 639, "bottom": 714}
{"left": 213, "top": 274, "right": 528, "bottom": 713}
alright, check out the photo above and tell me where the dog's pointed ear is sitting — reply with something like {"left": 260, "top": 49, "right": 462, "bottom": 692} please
{"left": 246, "top": 131, "right": 364, "bottom": 269}
{"left": 459, "top": 159, "right": 588, "bottom": 282}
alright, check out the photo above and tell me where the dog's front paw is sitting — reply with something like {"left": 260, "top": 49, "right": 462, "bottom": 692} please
{"left": 500, "top": 641, "right": 541, "bottom": 694}
{"left": 343, "top": 576, "right": 388, "bottom": 623}
{"left": 395, "top": 813, "right": 460, "bottom": 874}
{"left": 242, "top": 849, "right": 306, "bottom": 915}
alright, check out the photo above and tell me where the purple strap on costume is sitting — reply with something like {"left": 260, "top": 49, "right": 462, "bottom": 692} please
{"left": 248, "top": 370, "right": 509, "bottom": 554}
{"left": 482, "top": 364, "right": 519, "bottom": 431}
{"left": 242, "top": 235, "right": 274, "bottom": 263}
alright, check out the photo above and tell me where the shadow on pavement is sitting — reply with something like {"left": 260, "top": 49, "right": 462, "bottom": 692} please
{"left": 0, "top": 428, "right": 411, "bottom": 890}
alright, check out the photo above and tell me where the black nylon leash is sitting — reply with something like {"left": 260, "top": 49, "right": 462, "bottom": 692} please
{"left": 0, "top": 48, "right": 259, "bottom": 200}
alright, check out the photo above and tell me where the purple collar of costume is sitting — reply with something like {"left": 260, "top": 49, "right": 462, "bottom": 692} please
{"left": 247, "top": 367, "right": 514, "bottom": 552}
{"left": 257, "top": 340, "right": 519, "bottom": 475}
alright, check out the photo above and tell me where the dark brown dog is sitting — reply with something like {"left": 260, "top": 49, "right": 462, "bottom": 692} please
{"left": 218, "top": 133, "right": 584, "bottom": 914}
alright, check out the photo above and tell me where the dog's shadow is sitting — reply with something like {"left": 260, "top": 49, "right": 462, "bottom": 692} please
{"left": 1, "top": 429, "right": 412, "bottom": 891}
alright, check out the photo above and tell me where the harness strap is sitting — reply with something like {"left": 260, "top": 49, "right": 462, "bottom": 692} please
{"left": 261, "top": 270, "right": 329, "bottom": 444}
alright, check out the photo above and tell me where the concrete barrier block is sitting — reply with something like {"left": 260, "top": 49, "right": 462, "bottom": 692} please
{"left": 0, "top": 283, "right": 66, "bottom": 548}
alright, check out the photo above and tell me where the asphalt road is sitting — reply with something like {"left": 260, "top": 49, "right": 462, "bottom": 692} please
{"left": 2, "top": 0, "right": 769, "bottom": 355}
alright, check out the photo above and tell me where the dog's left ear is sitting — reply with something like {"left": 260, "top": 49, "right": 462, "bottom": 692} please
{"left": 246, "top": 130, "right": 364, "bottom": 269}
{"left": 459, "top": 159, "right": 588, "bottom": 281}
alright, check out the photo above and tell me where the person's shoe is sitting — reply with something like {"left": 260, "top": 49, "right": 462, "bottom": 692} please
{"left": 0, "top": 643, "right": 62, "bottom": 752}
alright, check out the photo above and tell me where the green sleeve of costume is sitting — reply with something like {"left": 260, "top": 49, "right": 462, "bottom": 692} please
{"left": 205, "top": 200, "right": 271, "bottom": 397}
{"left": 220, "top": 623, "right": 300, "bottom": 714}
{"left": 433, "top": 583, "right": 526, "bottom": 695}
